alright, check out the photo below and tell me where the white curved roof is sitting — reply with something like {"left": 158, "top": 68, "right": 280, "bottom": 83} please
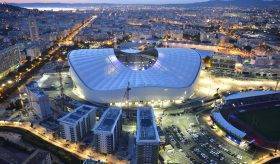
{"left": 68, "top": 48, "right": 201, "bottom": 91}
{"left": 212, "top": 112, "right": 246, "bottom": 139}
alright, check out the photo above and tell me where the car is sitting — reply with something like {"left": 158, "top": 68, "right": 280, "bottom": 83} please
{"left": 210, "top": 159, "right": 217, "bottom": 164}
{"left": 237, "top": 155, "right": 243, "bottom": 160}
{"left": 209, "top": 138, "right": 215, "bottom": 143}
{"left": 201, "top": 153, "right": 208, "bottom": 159}
{"left": 194, "top": 148, "right": 200, "bottom": 152}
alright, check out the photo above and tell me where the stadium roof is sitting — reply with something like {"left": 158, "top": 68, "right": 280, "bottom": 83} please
{"left": 68, "top": 48, "right": 201, "bottom": 91}
{"left": 120, "top": 48, "right": 141, "bottom": 53}
{"left": 225, "top": 90, "right": 280, "bottom": 101}
{"left": 93, "top": 107, "right": 122, "bottom": 133}
{"left": 136, "top": 107, "right": 160, "bottom": 143}
{"left": 212, "top": 112, "right": 246, "bottom": 139}
{"left": 194, "top": 49, "right": 213, "bottom": 58}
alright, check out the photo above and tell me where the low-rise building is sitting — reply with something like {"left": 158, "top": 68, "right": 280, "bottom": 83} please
{"left": 0, "top": 44, "right": 24, "bottom": 79}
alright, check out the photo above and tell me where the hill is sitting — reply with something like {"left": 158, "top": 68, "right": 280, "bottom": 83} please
{"left": 0, "top": 3, "right": 27, "bottom": 12}
{"left": 168, "top": 0, "right": 280, "bottom": 8}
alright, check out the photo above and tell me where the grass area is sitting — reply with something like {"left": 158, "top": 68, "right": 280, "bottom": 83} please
{"left": 237, "top": 107, "right": 280, "bottom": 141}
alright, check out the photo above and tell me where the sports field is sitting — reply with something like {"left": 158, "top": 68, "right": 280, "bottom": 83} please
{"left": 237, "top": 107, "right": 280, "bottom": 142}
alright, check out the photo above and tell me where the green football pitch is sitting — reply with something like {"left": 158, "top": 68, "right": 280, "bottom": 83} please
{"left": 237, "top": 107, "right": 280, "bottom": 142}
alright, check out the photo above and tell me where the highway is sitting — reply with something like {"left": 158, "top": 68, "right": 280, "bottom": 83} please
{"left": 0, "top": 121, "right": 127, "bottom": 164}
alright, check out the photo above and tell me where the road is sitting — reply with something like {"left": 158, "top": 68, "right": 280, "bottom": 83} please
{"left": 0, "top": 121, "right": 127, "bottom": 164}
{"left": 253, "top": 152, "right": 280, "bottom": 164}
{"left": 163, "top": 41, "right": 251, "bottom": 57}
{"left": 196, "top": 70, "right": 278, "bottom": 97}
{"left": 59, "top": 15, "right": 97, "bottom": 46}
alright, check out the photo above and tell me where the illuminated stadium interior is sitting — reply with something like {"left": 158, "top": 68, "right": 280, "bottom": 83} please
{"left": 114, "top": 48, "right": 158, "bottom": 71}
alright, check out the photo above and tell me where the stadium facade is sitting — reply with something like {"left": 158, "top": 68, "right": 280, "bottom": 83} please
{"left": 68, "top": 48, "right": 201, "bottom": 104}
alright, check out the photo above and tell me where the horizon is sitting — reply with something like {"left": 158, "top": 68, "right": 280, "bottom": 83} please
{"left": 4, "top": 0, "right": 208, "bottom": 4}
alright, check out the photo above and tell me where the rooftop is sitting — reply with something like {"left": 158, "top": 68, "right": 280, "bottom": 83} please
{"left": 58, "top": 105, "right": 95, "bottom": 125}
{"left": 26, "top": 81, "right": 46, "bottom": 97}
{"left": 94, "top": 107, "right": 122, "bottom": 133}
{"left": 120, "top": 48, "right": 141, "bottom": 54}
{"left": 212, "top": 111, "right": 246, "bottom": 139}
{"left": 225, "top": 90, "right": 280, "bottom": 101}
{"left": 136, "top": 107, "right": 160, "bottom": 142}
{"left": 194, "top": 49, "right": 213, "bottom": 58}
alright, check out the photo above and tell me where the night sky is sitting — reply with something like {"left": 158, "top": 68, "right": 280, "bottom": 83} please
{"left": 7, "top": 0, "right": 208, "bottom": 4}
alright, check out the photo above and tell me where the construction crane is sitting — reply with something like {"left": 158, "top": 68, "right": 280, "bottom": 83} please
{"left": 123, "top": 81, "right": 131, "bottom": 108}
{"left": 56, "top": 60, "right": 66, "bottom": 111}
{"left": 275, "top": 80, "right": 279, "bottom": 91}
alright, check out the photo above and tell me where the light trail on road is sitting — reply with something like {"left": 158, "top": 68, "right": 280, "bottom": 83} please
{"left": 196, "top": 70, "right": 278, "bottom": 97}
{"left": 163, "top": 41, "right": 251, "bottom": 57}
{"left": 0, "top": 15, "right": 97, "bottom": 101}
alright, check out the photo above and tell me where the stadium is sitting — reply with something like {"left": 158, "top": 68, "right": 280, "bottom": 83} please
{"left": 68, "top": 48, "right": 201, "bottom": 104}
{"left": 210, "top": 90, "right": 280, "bottom": 149}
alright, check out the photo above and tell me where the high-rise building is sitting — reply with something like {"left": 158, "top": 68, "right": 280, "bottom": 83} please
{"left": 58, "top": 105, "right": 96, "bottom": 142}
{"left": 0, "top": 44, "right": 23, "bottom": 79}
{"left": 92, "top": 107, "right": 122, "bottom": 154}
{"left": 136, "top": 107, "right": 160, "bottom": 164}
{"left": 26, "top": 47, "right": 41, "bottom": 61}
{"left": 26, "top": 81, "right": 52, "bottom": 119}
{"left": 28, "top": 17, "right": 40, "bottom": 41}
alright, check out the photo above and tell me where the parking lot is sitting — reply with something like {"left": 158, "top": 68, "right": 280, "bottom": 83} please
{"left": 156, "top": 98, "right": 254, "bottom": 164}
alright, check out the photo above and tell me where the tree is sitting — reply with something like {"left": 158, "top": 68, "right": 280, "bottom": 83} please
{"left": 203, "top": 56, "right": 212, "bottom": 69}
{"left": 243, "top": 45, "right": 252, "bottom": 52}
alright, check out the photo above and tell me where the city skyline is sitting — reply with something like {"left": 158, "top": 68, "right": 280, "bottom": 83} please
{"left": 0, "top": 2, "right": 279, "bottom": 164}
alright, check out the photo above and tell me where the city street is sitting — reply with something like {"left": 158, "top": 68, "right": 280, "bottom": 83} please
{"left": 0, "top": 15, "right": 97, "bottom": 102}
